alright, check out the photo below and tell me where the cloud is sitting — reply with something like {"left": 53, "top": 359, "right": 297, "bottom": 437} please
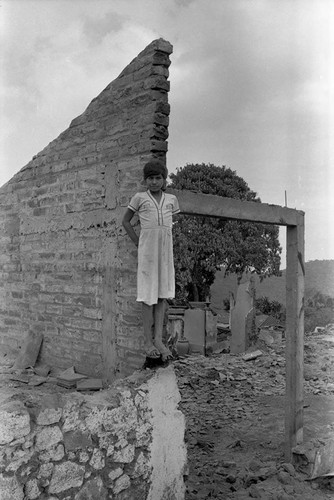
{"left": 82, "top": 11, "right": 125, "bottom": 45}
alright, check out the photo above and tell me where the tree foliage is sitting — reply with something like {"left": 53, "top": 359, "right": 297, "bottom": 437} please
{"left": 169, "top": 163, "right": 282, "bottom": 301}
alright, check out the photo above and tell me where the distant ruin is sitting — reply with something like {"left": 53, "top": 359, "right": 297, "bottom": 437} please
{"left": 0, "top": 39, "right": 173, "bottom": 381}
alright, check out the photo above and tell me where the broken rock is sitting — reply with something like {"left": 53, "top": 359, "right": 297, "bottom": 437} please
{"left": 0, "top": 401, "right": 30, "bottom": 445}
{"left": 76, "top": 378, "right": 103, "bottom": 391}
{"left": 242, "top": 350, "right": 263, "bottom": 361}
{"left": 74, "top": 476, "right": 108, "bottom": 500}
{"left": 48, "top": 461, "right": 85, "bottom": 494}
{"left": 0, "top": 473, "right": 24, "bottom": 500}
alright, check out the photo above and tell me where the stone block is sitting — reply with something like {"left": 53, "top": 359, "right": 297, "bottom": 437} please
{"left": 38, "top": 463, "right": 54, "bottom": 478}
{"left": 113, "top": 473, "right": 131, "bottom": 494}
{"left": 39, "top": 443, "right": 65, "bottom": 463}
{"left": 108, "top": 467, "right": 124, "bottom": 481}
{"left": 89, "top": 449, "right": 105, "bottom": 470}
{"left": 0, "top": 401, "right": 30, "bottom": 444}
{"left": 5, "top": 448, "right": 34, "bottom": 473}
{"left": 24, "top": 478, "right": 40, "bottom": 500}
{"left": 113, "top": 443, "right": 135, "bottom": 463}
{"left": 63, "top": 430, "right": 93, "bottom": 451}
{"left": 36, "top": 396, "right": 63, "bottom": 426}
{"left": 131, "top": 451, "right": 150, "bottom": 479}
{"left": 48, "top": 461, "right": 85, "bottom": 494}
{"left": 183, "top": 309, "right": 206, "bottom": 354}
{"left": 0, "top": 473, "right": 24, "bottom": 500}
{"left": 74, "top": 477, "right": 108, "bottom": 500}
{"left": 35, "top": 426, "right": 63, "bottom": 451}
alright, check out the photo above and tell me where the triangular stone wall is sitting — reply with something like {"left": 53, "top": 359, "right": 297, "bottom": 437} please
{"left": 0, "top": 38, "right": 173, "bottom": 380}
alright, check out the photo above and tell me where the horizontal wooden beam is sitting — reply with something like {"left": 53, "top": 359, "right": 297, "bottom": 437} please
{"left": 167, "top": 188, "right": 303, "bottom": 226}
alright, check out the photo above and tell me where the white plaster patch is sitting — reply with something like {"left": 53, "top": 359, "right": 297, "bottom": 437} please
{"left": 146, "top": 366, "right": 187, "bottom": 500}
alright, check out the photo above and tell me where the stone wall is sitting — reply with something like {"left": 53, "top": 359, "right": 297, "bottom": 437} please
{"left": 0, "top": 39, "right": 172, "bottom": 380}
{"left": 0, "top": 366, "right": 187, "bottom": 499}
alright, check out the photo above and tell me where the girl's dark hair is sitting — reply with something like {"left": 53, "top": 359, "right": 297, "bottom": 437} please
{"left": 143, "top": 160, "right": 168, "bottom": 180}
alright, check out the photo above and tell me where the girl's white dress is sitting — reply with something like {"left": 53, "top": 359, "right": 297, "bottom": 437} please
{"left": 128, "top": 190, "right": 180, "bottom": 306}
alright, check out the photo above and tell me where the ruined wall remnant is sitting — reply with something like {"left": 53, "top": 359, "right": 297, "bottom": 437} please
{"left": 0, "top": 39, "right": 172, "bottom": 380}
{"left": 0, "top": 367, "right": 187, "bottom": 499}
{"left": 230, "top": 277, "right": 257, "bottom": 354}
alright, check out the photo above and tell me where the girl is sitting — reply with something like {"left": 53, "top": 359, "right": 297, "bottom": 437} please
{"left": 122, "top": 159, "right": 180, "bottom": 361}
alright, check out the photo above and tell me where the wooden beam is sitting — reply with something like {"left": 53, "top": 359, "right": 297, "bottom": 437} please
{"left": 285, "top": 212, "right": 305, "bottom": 460}
{"left": 167, "top": 188, "right": 303, "bottom": 226}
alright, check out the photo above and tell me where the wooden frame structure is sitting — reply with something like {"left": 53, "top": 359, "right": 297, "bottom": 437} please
{"left": 168, "top": 188, "right": 305, "bottom": 461}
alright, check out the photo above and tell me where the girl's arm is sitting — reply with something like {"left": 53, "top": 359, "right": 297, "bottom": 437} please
{"left": 122, "top": 208, "right": 139, "bottom": 247}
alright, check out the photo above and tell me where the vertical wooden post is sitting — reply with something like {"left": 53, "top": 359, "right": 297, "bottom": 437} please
{"left": 285, "top": 212, "right": 305, "bottom": 460}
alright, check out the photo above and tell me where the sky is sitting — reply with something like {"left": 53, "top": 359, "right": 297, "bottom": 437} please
{"left": 1, "top": 0, "right": 333, "bottom": 266}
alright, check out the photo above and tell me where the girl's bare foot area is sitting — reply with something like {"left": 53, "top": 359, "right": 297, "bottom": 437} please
{"left": 153, "top": 340, "right": 173, "bottom": 362}
{"left": 145, "top": 344, "right": 161, "bottom": 359}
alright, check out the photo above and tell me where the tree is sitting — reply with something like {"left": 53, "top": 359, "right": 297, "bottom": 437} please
{"left": 169, "top": 163, "right": 282, "bottom": 301}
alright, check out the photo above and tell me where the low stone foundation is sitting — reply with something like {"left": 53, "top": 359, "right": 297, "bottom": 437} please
{"left": 0, "top": 366, "right": 187, "bottom": 499}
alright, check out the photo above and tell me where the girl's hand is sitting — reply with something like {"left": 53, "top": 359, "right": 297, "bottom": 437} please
{"left": 122, "top": 208, "right": 140, "bottom": 247}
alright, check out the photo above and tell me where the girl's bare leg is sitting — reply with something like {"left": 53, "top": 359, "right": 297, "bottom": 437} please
{"left": 142, "top": 303, "right": 160, "bottom": 358}
{"left": 153, "top": 299, "right": 172, "bottom": 361}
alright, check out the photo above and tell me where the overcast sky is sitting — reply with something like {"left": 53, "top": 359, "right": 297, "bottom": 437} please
{"left": 1, "top": 0, "right": 333, "bottom": 265}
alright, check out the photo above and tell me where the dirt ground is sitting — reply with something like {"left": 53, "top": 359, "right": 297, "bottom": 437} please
{"left": 174, "top": 326, "right": 334, "bottom": 499}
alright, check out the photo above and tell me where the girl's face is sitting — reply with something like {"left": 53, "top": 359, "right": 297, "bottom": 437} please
{"left": 145, "top": 174, "right": 164, "bottom": 193}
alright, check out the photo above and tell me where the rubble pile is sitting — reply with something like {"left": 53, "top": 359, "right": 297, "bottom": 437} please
{"left": 175, "top": 325, "right": 334, "bottom": 499}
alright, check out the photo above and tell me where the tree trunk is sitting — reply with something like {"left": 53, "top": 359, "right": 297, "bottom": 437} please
{"left": 192, "top": 283, "right": 199, "bottom": 302}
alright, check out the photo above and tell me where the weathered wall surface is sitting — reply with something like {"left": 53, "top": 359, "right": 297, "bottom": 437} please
{"left": 0, "top": 38, "right": 172, "bottom": 379}
{"left": 0, "top": 366, "right": 187, "bottom": 500}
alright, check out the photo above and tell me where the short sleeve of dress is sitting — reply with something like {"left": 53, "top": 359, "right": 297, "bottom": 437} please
{"left": 172, "top": 195, "right": 180, "bottom": 215}
{"left": 128, "top": 193, "right": 141, "bottom": 213}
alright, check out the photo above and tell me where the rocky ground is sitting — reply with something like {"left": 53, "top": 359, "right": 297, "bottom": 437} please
{"left": 174, "top": 326, "right": 334, "bottom": 499}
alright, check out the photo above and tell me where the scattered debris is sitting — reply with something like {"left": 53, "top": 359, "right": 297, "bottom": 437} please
{"left": 9, "top": 374, "right": 30, "bottom": 384}
{"left": 311, "top": 439, "right": 334, "bottom": 480}
{"left": 33, "top": 363, "right": 51, "bottom": 377}
{"left": 28, "top": 376, "right": 48, "bottom": 386}
{"left": 56, "top": 366, "right": 88, "bottom": 388}
{"left": 175, "top": 325, "right": 334, "bottom": 499}
{"left": 76, "top": 378, "right": 103, "bottom": 391}
{"left": 242, "top": 349, "right": 263, "bottom": 361}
